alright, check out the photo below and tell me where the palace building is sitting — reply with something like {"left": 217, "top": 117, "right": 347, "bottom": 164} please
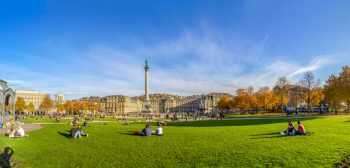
{"left": 13, "top": 89, "right": 48, "bottom": 110}
{"left": 98, "top": 93, "right": 232, "bottom": 115}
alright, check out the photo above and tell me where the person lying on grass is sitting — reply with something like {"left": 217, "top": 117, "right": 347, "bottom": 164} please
{"left": 70, "top": 125, "right": 88, "bottom": 139}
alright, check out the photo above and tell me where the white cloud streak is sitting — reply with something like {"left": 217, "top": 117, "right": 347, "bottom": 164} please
{"left": 0, "top": 27, "right": 346, "bottom": 99}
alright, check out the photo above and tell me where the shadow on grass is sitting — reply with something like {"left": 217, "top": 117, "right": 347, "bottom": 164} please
{"left": 57, "top": 131, "right": 71, "bottom": 139}
{"left": 250, "top": 132, "right": 288, "bottom": 139}
{"left": 250, "top": 135, "right": 288, "bottom": 139}
{"left": 251, "top": 132, "right": 281, "bottom": 136}
{"left": 167, "top": 117, "right": 318, "bottom": 127}
{"left": 250, "top": 132, "right": 315, "bottom": 139}
{"left": 116, "top": 131, "right": 139, "bottom": 136}
{"left": 0, "top": 147, "right": 14, "bottom": 168}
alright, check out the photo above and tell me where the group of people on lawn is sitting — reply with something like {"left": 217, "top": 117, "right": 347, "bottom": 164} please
{"left": 1, "top": 116, "right": 28, "bottom": 138}
{"left": 3, "top": 114, "right": 307, "bottom": 139}
{"left": 134, "top": 122, "right": 164, "bottom": 136}
{"left": 5, "top": 125, "right": 27, "bottom": 138}
{"left": 282, "top": 120, "right": 307, "bottom": 136}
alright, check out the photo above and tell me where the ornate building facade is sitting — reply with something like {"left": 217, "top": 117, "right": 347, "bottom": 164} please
{"left": 0, "top": 79, "right": 16, "bottom": 114}
{"left": 98, "top": 93, "right": 232, "bottom": 115}
{"left": 99, "top": 95, "right": 142, "bottom": 115}
{"left": 13, "top": 89, "right": 48, "bottom": 110}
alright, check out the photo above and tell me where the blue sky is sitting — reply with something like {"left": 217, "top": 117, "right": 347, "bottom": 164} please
{"left": 1, "top": 0, "right": 350, "bottom": 99}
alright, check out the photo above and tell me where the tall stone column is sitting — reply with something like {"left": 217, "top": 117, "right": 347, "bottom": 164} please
{"left": 145, "top": 60, "right": 149, "bottom": 101}
{"left": 141, "top": 60, "right": 152, "bottom": 114}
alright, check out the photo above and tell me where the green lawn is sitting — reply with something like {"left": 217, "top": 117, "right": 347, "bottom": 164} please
{"left": 1, "top": 116, "right": 350, "bottom": 167}
{"left": 19, "top": 116, "right": 153, "bottom": 123}
{"left": 19, "top": 117, "right": 71, "bottom": 123}
{"left": 225, "top": 113, "right": 331, "bottom": 119}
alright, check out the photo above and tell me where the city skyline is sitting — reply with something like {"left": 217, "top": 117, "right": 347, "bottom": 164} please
{"left": 1, "top": 1, "right": 350, "bottom": 99}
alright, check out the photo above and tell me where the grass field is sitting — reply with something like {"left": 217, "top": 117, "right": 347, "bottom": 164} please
{"left": 1, "top": 116, "right": 350, "bottom": 167}
{"left": 19, "top": 117, "right": 71, "bottom": 123}
{"left": 19, "top": 116, "right": 152, "bottom": 123}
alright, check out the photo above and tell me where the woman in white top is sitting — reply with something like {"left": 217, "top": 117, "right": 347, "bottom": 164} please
{"left": 17, "top": 126, "right": 25, "bottom": 137}
{"left": 156, "top": 126, "right": 163, "bottom": 135}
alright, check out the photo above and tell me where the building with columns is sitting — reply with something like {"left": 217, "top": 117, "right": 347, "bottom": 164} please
{"left": 98, "top": 93, "right": 232, "bottom": 115}
{"left": 55, "top": 91, "right": 65, "bottom": 105}
{"left": 99, "top": 95, "right": 142, "bottom": 115}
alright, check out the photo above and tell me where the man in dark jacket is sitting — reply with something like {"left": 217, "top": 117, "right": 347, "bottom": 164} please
{"left": 141, "top": 124, "right": 152, "bottom": 136}
{"left": 70, "top": 126, "right": 78, "bottom": 138}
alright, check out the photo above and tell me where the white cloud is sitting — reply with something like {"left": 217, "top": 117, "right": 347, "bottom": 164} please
{"left": 286, "top": 56, "right": 336, "bottom": 79}
{"left": 0, "top": 27, "right": 346, "bottom": 99}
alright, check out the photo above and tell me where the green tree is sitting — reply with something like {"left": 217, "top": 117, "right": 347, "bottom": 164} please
{"left": 15, "top": 97, "right": 27, "bottom": 112}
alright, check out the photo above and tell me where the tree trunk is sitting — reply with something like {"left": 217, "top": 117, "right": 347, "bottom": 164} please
{"left": 334, "top": 102, "right": 338, "bottom": 115}
{"left": 347, "top": 99, "right": 350, "bottom": 114}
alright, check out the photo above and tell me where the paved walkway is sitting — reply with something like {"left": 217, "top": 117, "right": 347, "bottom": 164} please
{"left": 0, "top": 123, "right": 43, "bottom": 134}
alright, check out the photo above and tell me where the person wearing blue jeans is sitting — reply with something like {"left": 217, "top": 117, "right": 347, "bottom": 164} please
{"left": 71, "top": 125, "right": 88, "bottom": 138}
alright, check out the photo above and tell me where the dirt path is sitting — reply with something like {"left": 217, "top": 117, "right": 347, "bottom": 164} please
{"left": 0, "top": 123, "right": 43, "bottom": 134}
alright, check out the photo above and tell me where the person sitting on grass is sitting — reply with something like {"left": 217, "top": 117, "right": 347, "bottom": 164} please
{"left": 281, "top": 121, "right": 296, "bottom": 136}
{"left": 70, "top": 125, "right": 78, "bottom": 138}
{"left": 141, "top": 124, "right": 152, "bottom": 136}
{"left": 15, "top": 126, "right": 27, "bottom": 137}
{"left": 6, "top": 126, "right": 15, "bottom": 138}
{"left": 296, "top": 120, "right": 307, "bottom": 135}
{"left": 122, "top": 120, "right": 130, "bottom": 125}
{"left": 83, "top": 120, "right": 88, "bottom": 127}
{"left": 156, "top": 125, "right": 163, "bottom": 136}
{"left": 70, "top": 125, "right": 88, "bottom": 139}
{"left": 77, "top": 125, "right": 88, "bottom": 138}
{"left": 288, "top": 121, "right": 297, "bottom": 136}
